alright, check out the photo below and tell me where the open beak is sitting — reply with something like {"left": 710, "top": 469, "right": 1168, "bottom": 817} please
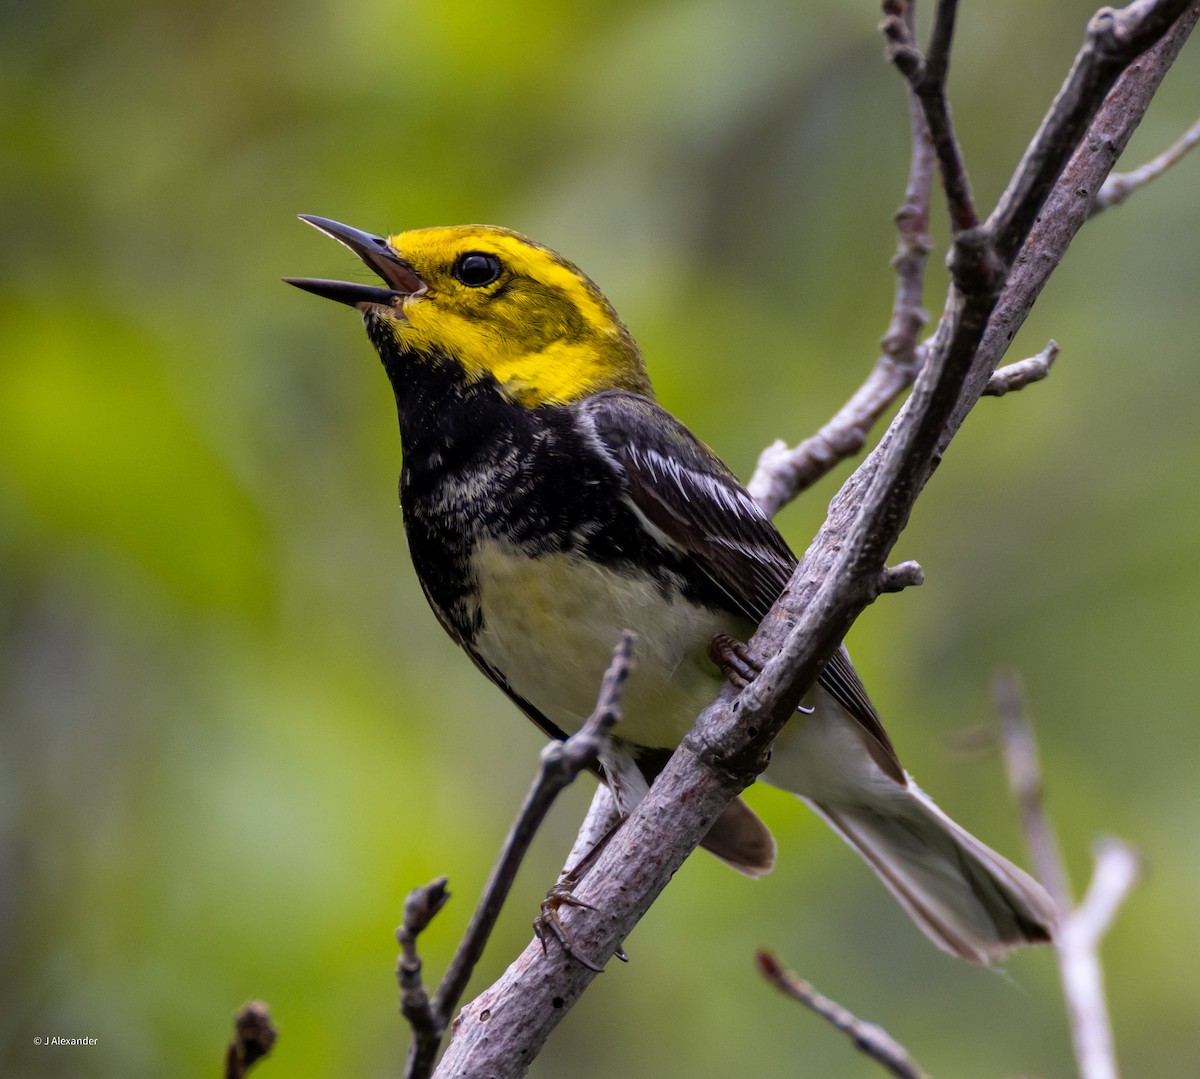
{"left": 284, "top": 215, "right": 426, "bottom": 307}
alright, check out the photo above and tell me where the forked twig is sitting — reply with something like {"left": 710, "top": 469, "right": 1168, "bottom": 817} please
{"left": 397, "top": 878, "right": 451, "bottom": 1057}
{"left": 995, "top": 673, "right": 1145, "bottom": 1079}
{"left": 401, "top": 633, "right": 636, "bottom": 1078}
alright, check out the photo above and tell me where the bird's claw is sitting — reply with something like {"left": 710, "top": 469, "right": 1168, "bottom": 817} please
{"left": 709, "top": 632, "right": 814, "bottom": 713}
{"left": 534, "top": 884, "right": 608, "bottom": 972}
{"left": 708, "top": 632, "right": 760, "bottom": 689}
{"left": 533, "top": 856, "right": 632, "bottom": 971}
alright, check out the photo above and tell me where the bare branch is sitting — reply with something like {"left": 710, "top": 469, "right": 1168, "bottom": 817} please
{"left": 433, "top": 630, "right": 632, "bottom": 1011}
{"left": 1075, "top": 838, "right": 1144, "bottom": 945}
{"left": 562, "top": 784, "right": 621, "bottom": 881}
{"left": 224, "top": 1002, "right": 277, "bottom": 1079}
{"left": 988, "top": 0, "right": 1197, "bottom": 268}
{"left": 1092, "top": 115, "right": 1200, "bottom": 213}
{"left": 397, "top": 878, "right": 451, "bottom": 1072}
{"left": 1057, "top": 839, "right": 1144, "bottom": 1079}
{"left": 996, "top": 673, "right": 1145, "bottom": 1079}
{"left": 883, "top": 0, "right": 980, "bottom": 232}
{"left": 923, "top": 0, "right": 958, "bottom": 85}
{"left": 402, "top": 633, "right": 635, "bottom": 1078}
{"left": 993, "top": 672, "right": 1072, "bottom": 908}
{"left": 983, "top": 340, "right": 1060, "bottom": 397}
{"left": 748, "top": 1, "right": 934, "bottom": 515}
{"left": 920, "top": 0, "right": 980, "bottom": 231}
{"left": 757, "top": 951, "right": 931, "bottom": 1079}
{"left": 948, "top": 0, "right": 1200, "bottom": 439}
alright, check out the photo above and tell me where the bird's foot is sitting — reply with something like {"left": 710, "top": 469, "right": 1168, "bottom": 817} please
{"left": 709, "top": 632, "right": 814, "bottom": 713}
{"left": 708, "top": 632, "right": 761, "bottom": 689}
{"left": 532, "top": 820, "right": 628, "bottom": 971}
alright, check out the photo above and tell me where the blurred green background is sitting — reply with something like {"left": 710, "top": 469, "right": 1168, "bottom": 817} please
{"left": 2, "top": 2, "right": 1198, "bottom": 1076}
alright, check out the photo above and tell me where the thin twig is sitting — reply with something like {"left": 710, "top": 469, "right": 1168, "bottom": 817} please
{"left": 402, "top": 632, "right": 636, "bottom": 1079}
{"left": 223, "top": 1001, "right": 277, "bottom": 1079}
{"left": 993, "top": 672, "right": 1071, "bottom": 906}
{"left": 1074, "top": 838, "right": 1143, "bottom": 947}
{"left": 1092, "top": 116, "right": 1200, "bottom": 214}
{"left": 396, "top": 878, "right": 451, "bottom": 1069}
{"left": 995, "top": 673, "right": 1145, "bottom": 1079}
{"left": 922, "top": 1, "right": 980, "bottom": 232}
{"left": 883, "top": 0, "right": 981, "bottom": 233}
{"left": 983, "top": 340, "right": 1060, "bottom": 397}
{"left": 562, "top": 784, "right": 621, "bottom": 882}
{"left": 747, "top": 0, "right": 934, "bottom": 515}
{"left": 923, "top": 0, "right": 957, "bottom": 85}
{"left": 757, "top": 951, "right": 931, "bottom": 1079}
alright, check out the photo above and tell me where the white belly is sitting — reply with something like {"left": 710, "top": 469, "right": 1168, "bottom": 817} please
{"left": 469, "top": 538, "right": 736, "bottom": 749}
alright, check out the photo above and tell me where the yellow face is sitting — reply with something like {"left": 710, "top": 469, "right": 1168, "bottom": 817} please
{"left": 376, "top": 226, "right": 652, "bottom": 408}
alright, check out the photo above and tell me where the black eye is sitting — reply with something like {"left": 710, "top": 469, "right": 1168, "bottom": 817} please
{"left": 452, "top": 252, "right": 503, "bottom": 288}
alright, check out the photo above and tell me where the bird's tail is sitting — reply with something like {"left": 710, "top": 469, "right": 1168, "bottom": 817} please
{"left": 805, "top": 784, "right": 1056, "bottom": 964}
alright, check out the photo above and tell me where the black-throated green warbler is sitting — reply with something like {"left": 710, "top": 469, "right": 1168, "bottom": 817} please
{"left": 287, "top": 216, "right": 1055, "bottom": 963}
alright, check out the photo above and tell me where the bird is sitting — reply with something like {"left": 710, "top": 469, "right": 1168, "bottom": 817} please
{"left": 286, "top": 216, "right": 1056, "bottom": 964}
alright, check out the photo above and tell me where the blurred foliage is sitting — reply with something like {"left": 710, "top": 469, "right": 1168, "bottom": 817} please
{"left": 2, "top": 2, "right": 1198, "bottom": 1077}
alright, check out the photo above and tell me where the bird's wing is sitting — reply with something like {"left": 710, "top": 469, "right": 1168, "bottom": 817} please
{"left": 580, "top": 392, "right": 794, "bottom": 621}
{"left": 579, "top": 391, "right": 901, "bottom": 780}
